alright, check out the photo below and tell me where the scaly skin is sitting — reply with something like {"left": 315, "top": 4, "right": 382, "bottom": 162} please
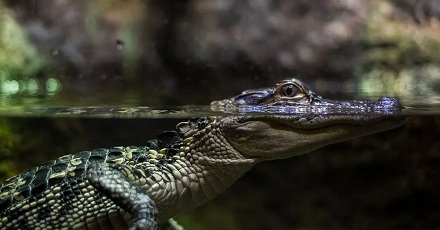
{"left": 0, "top": 78, "right": 404, "bottom": 230}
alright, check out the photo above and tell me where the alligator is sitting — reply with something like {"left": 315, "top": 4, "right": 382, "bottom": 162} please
{"left": 0, "top": 78, "right": 404, "bottom": 230}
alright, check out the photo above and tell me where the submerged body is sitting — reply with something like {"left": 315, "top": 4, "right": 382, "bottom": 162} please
{"left": 0, "top": 78, "right": 404, "bottom": 230}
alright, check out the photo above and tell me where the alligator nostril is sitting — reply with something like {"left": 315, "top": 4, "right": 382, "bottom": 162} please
{"left": 376, "top": 97, "right": 402, "bottom": 109}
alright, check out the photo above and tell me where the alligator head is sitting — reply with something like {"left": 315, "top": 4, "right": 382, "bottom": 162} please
{"left": 211, "top": 78, "right": 404, "bottom": 160}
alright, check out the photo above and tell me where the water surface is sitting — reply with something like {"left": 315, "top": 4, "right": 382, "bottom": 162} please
{"left": 0, "top": 101, "right": 438, "bottom": 118}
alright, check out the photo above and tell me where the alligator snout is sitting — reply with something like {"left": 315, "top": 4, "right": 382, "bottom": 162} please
{"left": 375, "top": 97, "right": 402, "bottom": 109}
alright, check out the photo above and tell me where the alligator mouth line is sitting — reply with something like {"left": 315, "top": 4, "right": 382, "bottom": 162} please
{"left": 243, "top": 115, "right": 405, "bottom": 130}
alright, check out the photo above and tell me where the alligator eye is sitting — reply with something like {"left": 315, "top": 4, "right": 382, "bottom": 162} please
{"left": 273, "top": 81, "right": 308, "bottom": 103}
{"left": 280, "top": 84, "right": 299, "bottom": 97}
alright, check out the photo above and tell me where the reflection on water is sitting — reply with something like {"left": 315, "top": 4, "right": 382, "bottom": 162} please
{"left": 0, "top": 102, "right": 438, "bottom": 118}
{"left": 0, "top": 106, "right": 214, "bottom": 118}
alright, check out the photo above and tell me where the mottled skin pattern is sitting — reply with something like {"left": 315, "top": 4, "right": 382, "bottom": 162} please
{"left": 0, "top": 78, "right": 404, "bottom": 230}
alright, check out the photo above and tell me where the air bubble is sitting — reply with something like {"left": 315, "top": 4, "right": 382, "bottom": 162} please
{"left": 116, "top": 40, "right": 125, "bottom": 50}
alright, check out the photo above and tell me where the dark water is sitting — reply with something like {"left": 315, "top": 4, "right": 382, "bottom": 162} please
{"left": 0, "top": 104, "right": 439, "bottom": 230}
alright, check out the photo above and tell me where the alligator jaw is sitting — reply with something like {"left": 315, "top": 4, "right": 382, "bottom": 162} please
{"left": 223, "top": 114, "right": 404, "bottom": 161}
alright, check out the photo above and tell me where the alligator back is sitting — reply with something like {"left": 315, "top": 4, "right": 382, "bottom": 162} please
{"left": 0, "top": 146, "right": 158, "bottom": 229}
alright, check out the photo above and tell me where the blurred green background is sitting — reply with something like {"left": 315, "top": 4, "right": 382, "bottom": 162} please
{"left": 0, "top": 1, "right": 440, "bottom": 229}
